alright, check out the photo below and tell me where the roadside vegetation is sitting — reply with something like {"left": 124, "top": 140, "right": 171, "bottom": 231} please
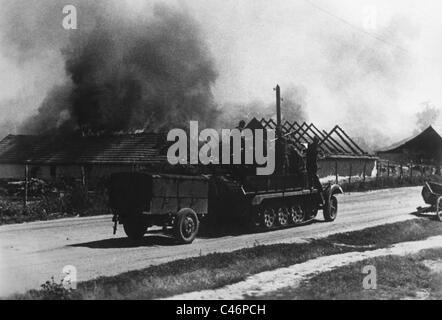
{"left": 9, "top": 217, "right": 442, "bottom": 300}
{"left": 0, "top": 178, "right": 111, "bottom": 225}
{"left": 341, "top": 174, "right": 442, "bottom": 193}
{"left": 269, "top": 248, "right": 442, "bottom": 300}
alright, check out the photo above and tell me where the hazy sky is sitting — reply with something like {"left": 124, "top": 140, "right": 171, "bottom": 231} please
{"left": 0, "top": 0, "right": 441, "bottom": 144}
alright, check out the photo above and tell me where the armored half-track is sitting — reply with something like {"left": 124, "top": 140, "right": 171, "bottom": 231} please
{"left": 109, "top": 172, "right": 342, "bottom": 244}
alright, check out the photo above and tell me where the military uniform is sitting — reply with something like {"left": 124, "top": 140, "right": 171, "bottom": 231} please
{"left": 306, "top": 138, "right": 323, "bottom": 193}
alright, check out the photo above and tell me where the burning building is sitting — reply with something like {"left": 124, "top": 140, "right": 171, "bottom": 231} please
{"left": 0, "top": 118, "right": 376, "bottom": 184}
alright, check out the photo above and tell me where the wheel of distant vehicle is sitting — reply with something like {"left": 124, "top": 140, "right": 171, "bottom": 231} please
{"left": 436, "top": 197, "right": 442, "bottom": 222}
{"left": 123, "top": 215, "right": 148, "bottom": 241}
{"left": 174, "top": 208, "right": 200, "bottom": 244}
{"left": 323, "top": 195, "right": 338, "bottom": 222}
{"left": 421, "top": 182, "right": 442, "bottom": 222}
{"left": 260, "top": 205, "right": 276, "bottom": 229}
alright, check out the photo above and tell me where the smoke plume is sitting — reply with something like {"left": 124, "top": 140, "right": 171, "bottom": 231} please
{"left": 415, "top": 101, "right": 440, "bottom": 133}
{"left": 0, "top": 0, "right": 436, "bottom": 153}
{"left": 312, "top": 15, "right": 420, "bottom": 150}
{"left": 1, "top": 0, "right": 219, "bottom": 135}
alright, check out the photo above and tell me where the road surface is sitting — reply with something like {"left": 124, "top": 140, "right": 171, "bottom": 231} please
{"left": 0, "top": 186, "right": 425, "bottom": 297}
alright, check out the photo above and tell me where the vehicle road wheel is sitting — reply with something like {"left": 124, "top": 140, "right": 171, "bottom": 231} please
{"left": 324, "top": 195, "right": 338, "bottom": 222}
{"left": 276, "top": 206, "right": 290, "bottom": 227}
{"left": 174, "top": 209, "right": 200, "bottom": 244}
{"left": 289, "top": 204, "right": 304, "bottom": 225}
{"left": 437, "top": 198, "right": 442, "bottom": 222}
{"left": 260, "top": 206, "right": 276, "bottom": 229}
{"left": 123, "top": 216, "right": 147, "bottom": 241}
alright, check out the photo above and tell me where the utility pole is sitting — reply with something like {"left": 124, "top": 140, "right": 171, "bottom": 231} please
{"left": 275, "top": 85, "right": 281, "bottom": 131}
{"left": 275, "top": 85, "right": 283, "bottom": 174}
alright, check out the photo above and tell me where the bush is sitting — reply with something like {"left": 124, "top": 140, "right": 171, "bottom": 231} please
{"left": 28, "top": 278, "right": 75, "bottom": 300}
{"left": 0, "top": 178, "right": 112, "bottom": 225}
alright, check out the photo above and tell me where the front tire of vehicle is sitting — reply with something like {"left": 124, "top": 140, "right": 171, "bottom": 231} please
{"left": 324, "top": 195, "right": 338, "bottom": 222}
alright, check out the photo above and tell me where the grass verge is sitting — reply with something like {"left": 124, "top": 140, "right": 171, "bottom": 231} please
{"left": 9, "top": 217, "right": 442, "bottom": 300}
{"left": 265, "top": 247, "right": 442, "bottom": 300}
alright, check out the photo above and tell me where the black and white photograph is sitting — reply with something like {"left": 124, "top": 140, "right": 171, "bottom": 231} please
{"left": 0, "top": 0, "right": 441, "bottom": 304}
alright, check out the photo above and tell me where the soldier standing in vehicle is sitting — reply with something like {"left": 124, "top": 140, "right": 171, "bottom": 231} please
{"left": 306, "top": 136, "right": 323, "bottom": 194}
{"left": 286, "top": 142, "right": 305, "bottom": 178}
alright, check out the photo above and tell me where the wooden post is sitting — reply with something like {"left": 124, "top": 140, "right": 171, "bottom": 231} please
{"left": 80, "top": 166, "right": 88, "bottom": 201}
{"left": 400, "top": 163, "right": 403, "bottom": 180}
{"left": 275, "top": 85, "right": 283, "bottom": 175}
{"left": 348, "top": 163, "right": 352, "bottom": 185}
{"left": 335, "top": 160, "right": 339, "bottom": 184}
{"left": 81, "top": 166, "right": 86, "bottom": 187}
{"left": 275, "top": 85, "right": 281, "bottom": 129}
{"left": 363, "top": 161, "right": 367, "bottom": 183}
{"left": 375, "top": 161, "right": 379, "bottom": 186}
{"left": 24, "top": 162, "right": 29, "bottom": 209}
{"left": 387, "top": 161, "right": 390, "bottom": 178}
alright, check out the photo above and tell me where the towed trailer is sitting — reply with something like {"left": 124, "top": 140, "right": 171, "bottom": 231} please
{"left": 421, "top": 181, "right": 442, "bottom": 221}
{"left": 108, "top": 172, "right": 343, "bottom": 244}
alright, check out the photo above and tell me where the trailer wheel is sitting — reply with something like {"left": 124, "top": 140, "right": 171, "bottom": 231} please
{"left": 123, "top": 216, "right": 147, "bottom": 241}
{"left": 174, "top": 209, "right": 200, "bottom": 244}
{"left": 324, "top": 195, "right": 338, "bottom": 222}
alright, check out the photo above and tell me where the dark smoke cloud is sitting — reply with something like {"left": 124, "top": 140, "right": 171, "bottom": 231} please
{"left": 2, "top": 0, "right": 219, "bottom": 134}
{"left": 0, "top": 0, "right": 426, "bottom": 152}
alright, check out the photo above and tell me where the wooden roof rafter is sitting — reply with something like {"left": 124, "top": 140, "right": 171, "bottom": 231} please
{"left": 255, "top": 118, "right": 371, "bottom": 158}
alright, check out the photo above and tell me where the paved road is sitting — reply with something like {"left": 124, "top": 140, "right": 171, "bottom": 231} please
{"left": 0, "top": 186, "right": 425, "bottom": 296}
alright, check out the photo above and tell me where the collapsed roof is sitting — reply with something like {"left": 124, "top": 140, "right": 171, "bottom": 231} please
{"left": 248, "top": 118, "right": 374, "bottom": 159}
